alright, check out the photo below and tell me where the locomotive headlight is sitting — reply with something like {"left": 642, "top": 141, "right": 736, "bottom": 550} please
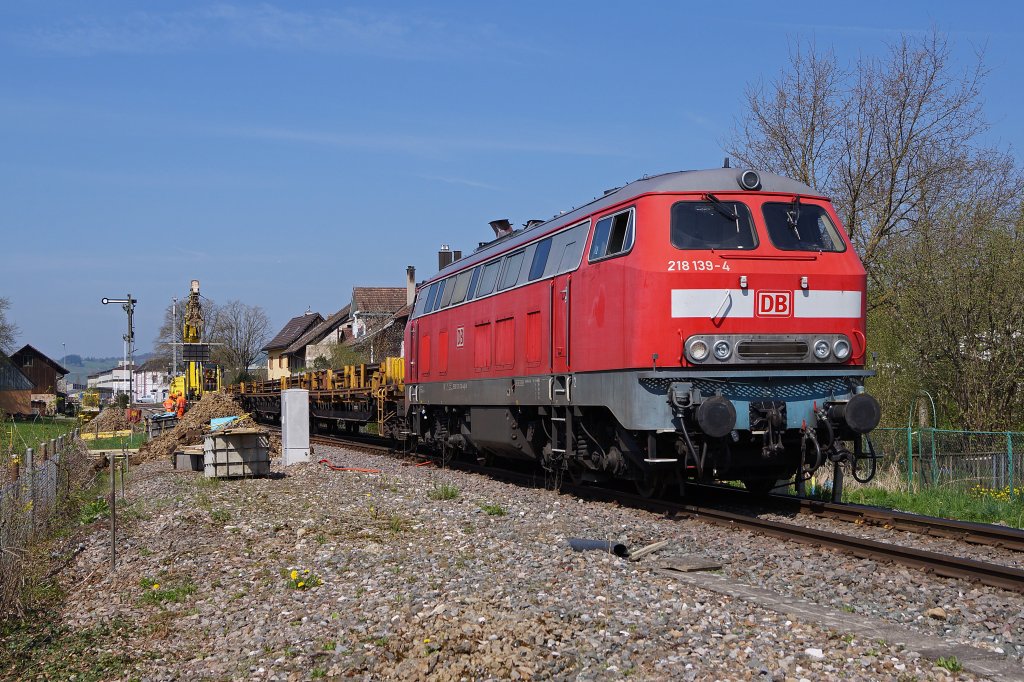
{"left": 713, "top": 340, "right": 732, "bottom": 360}
{"left": 813, "top": 339, "right": 831, "bottom": 360}
{"left": 833, "top": 338, "right": 851, "bottom": 360}
{"left": 689, "top": 340, "right": 709, "bottom": 362}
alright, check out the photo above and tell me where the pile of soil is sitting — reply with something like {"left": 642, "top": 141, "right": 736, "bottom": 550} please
{"left": 134, "top": 392, "right": 277, "bottom": 463}
{"left": 88, "top": 408, "right": 135, "bottom": 433}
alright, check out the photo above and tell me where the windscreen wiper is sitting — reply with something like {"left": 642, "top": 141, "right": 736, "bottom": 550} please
{"left": 703, "top": 193, "right": 740, "bottom": 229}
{"left": 786, "top": 195, "right": 802, "bottom": 239}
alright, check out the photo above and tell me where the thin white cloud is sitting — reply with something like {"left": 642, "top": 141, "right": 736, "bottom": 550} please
{"left": 12, "top": 3, "right": 486, "bottom": 59}
{"left": 416, "top": 174, "right": 502, "bottom": 190}
{"left": 212, "top": 124, "right": 624, "bottom": 158}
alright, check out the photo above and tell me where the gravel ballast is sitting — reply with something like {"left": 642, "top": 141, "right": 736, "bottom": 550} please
{"left": 52, "top": 445, "right": 1018, "bottom": 680}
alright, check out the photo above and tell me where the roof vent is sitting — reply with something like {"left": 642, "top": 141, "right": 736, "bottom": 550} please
{"left": 737, "top": 169, "right": 761, "bottom": 191}
{"left": 524, "top": 219, "right": 545, "bottom": 229}
{"left": 489, "top": 219, "right": 513, "bottom": 238}
{"left": 603, "top": 187, "right": 620, "bottom": 196}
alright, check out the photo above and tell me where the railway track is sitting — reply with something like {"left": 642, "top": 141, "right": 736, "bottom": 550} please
{"left": 291, "top": 429, "right": 1024, "bottom": 594}
{"left": 686, "top": 483, "right": 1024, "bottom": 554}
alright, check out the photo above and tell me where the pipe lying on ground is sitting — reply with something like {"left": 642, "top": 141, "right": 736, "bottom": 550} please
{"left": 567, "top": 538, "right": 629, "bottom": 558}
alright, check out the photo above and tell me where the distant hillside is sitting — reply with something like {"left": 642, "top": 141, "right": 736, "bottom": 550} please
{"left": 64, "top": 352, "right": 154, "bottom": 386}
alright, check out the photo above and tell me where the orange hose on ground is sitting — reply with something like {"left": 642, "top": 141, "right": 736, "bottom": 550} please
{"left": 317, "top": 458, "right": 381, "bottom": 474}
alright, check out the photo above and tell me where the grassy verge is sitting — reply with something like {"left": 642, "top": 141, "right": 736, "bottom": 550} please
{"left": 85, "top": 433, "right": 147, "bottom": 450}
{"left": 0, "top": 607, "right": 138, "bottom": 681}
{"left": 2, "top": 417, "right": 78, "bottom": 453}
{"left": 1, "top": 460, "right": 140, "bottom": 679}
{"left": 840, "top": 485, "right": 1024, "bottom": 528}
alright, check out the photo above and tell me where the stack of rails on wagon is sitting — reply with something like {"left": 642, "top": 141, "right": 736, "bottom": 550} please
{"left": 402, "top": 165, "right": 882, "bottom": 497}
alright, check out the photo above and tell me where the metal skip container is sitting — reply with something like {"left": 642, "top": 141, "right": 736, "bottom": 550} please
{"left": 281, "top": 388, "right": 310, "bottom": 465}
{"left": 203, "top": 428, "right": 270, "bottom": 478}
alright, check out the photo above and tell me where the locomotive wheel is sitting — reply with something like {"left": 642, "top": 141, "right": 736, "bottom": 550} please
{"left": 634, "top": 475, "right": 665, "bottom": 499}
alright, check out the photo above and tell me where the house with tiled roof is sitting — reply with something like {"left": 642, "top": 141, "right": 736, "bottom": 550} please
{"left": 284, "top": 305, "right": 352, "bottom": 370}
{"left": 262, "top": 311, "right": 324, "bottom": 380}
{"left": 10, "top": 344, "right": 68, "bottom": 415}
{"left": 344, "top": 302, "right": 412, "bottom": 362}
{"left": 351, "top": 287, "right": 408, "bottom": 340}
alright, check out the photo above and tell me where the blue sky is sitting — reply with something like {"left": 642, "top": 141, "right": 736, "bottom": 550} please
{"left": 2, "top": 1, "right": 1022, "bottom": 360}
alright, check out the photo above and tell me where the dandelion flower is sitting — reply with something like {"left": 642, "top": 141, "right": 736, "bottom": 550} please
{"left": 303, "top": 569, "right": 310, "bottom": 575}
{"left": 297, "top": 581, "right": 305, "bottom": 588}
{"left": 152, "top": 583, "right": 160, "bottom": 590}
{"left": 290, "top": 570, "right": 298, "bottom": 580}
{"left": 424, "top": 638, "right": 430, "bottom": 643}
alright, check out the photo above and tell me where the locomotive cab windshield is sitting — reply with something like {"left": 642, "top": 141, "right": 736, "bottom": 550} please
{"left": 762, "top": 201, "right": 847, "bottom": 252}
{"left": 671, "top": 199, "right": 758, "bottom": 250}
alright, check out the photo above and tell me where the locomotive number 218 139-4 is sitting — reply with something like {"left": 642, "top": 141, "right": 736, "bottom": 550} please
{"left": 667, "top": 260, "right": 731, "bottom": 272}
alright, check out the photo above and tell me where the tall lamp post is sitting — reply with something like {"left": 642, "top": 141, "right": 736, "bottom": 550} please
{"left": 101, "top": 295, "right": 138, "bottom": 404}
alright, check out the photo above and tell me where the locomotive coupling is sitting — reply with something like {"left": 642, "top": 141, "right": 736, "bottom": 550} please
{"left": 828, "top": 393, "right": 882, "bottom": 434}
{"left": 695, "top": 395, "right": 737, "bottom": 438}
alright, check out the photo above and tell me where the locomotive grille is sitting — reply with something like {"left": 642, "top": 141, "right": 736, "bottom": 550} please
{"left": 736, "top": 340, "right": 808, "bottom": 360}
{"left": 640, "top": 377, "right": 853, "bottom": 401}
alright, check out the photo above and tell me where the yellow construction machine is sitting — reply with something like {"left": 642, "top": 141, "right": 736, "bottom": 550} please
{"left": 169, "top": 279, "right": 221, "bottom": 401}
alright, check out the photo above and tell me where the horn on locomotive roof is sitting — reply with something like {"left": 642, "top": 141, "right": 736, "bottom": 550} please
{"left": 723, "top": 157, "right": 730, "bottom": 168}
{"left": 489, "top": 219, "right": 513, "bottom": 238}
{"left": 524, "top": 219, "right": 545, "bottom": 229}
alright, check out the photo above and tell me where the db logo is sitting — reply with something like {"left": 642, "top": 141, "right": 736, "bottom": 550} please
{"left": 755, "top": 290, "right": 792, "bottom": 317}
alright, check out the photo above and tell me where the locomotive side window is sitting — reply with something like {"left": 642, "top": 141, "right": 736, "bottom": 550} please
{"left": 465, "top": 266, "right": 482, "bottom": 301}
{"left": 417, "top": 282, "right": 440, "bottom": 317}
{"left": 476, "top": 260, "right": 502, "bottom": 297}
{"left": 449, "top": 269, "right": 474, "bottom": 305}
{"left": 528, "top": 238, "right": 553, "bottom": 281}
{"left": 413, "top": 284, "right": 434, "bottom": 317}
{"left": 671, "top": 201, "right": 757, "bottom": 250}
{"left": 432, "top": 278, "right": 448, "bottom": 311}
{"left": 544, "top": 221, "right": 590, "bottom": 277}
{"left": 762, "top": 202, "right": 846, "bottom": 252}
{"left": 498, "top": 250, "right": 526, "bottom": 290}
{"left": 439, "top": 277, "right": 457, "bottom": 308}
{"left": 416, "top": 220, "right": 591, "bottom": 317}
{"left": 589, "top": 208, "right": 635, "bottom": 261}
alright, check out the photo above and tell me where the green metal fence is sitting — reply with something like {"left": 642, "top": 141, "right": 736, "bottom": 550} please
{"left": 871, "top": 427, "right": 1022, "bottom": 495}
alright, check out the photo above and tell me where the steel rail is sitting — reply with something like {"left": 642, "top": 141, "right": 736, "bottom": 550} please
{"left": 795, "top": 499, "right": 1024, "bottom": 553}
{"left": 279, "top": 430, "right": 1024, "bottom": 593}
{"left": 685, "top": 483, "right": 1024, "bottom": 553}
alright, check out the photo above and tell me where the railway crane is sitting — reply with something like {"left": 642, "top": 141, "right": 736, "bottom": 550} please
{"left": 169, "top": 279, "right": 221, "bottom": 401}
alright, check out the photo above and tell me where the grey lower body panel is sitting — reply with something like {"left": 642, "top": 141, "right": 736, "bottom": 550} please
{"left": 408, "top": 368, "right": 871, "bottom": 432}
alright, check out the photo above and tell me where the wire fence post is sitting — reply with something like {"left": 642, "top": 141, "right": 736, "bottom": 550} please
{"left": 906, "top": 426, "right": 914, "bottom": 488}
{"left": 1009, "top": 432, "right": 1016, "bottom": 500}
{"left": 25, "top": 448, "right": 34, "bottom": 531}
{"left": 109, "top": 452, "right": 116, "bottom": 572}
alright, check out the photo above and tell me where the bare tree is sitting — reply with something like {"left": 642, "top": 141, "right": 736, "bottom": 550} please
{"left": 152, "top": 302, "right": 177, "bottom": 369}
{"left": 209, "top": 300, "right": 270, "bottom": 383}
{"left": 0, "top": 297, "right": 17, "bottom": 356}
{"left": 725, "top": 30, "right": 1003, "bottom": 272}
{"left": 726, "top": 29, "right": 1024, "bottom": 428}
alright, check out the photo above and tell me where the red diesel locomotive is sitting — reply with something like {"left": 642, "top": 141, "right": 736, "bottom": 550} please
{"left": 405, "top": 167, "right": 881, "bottom": 496}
